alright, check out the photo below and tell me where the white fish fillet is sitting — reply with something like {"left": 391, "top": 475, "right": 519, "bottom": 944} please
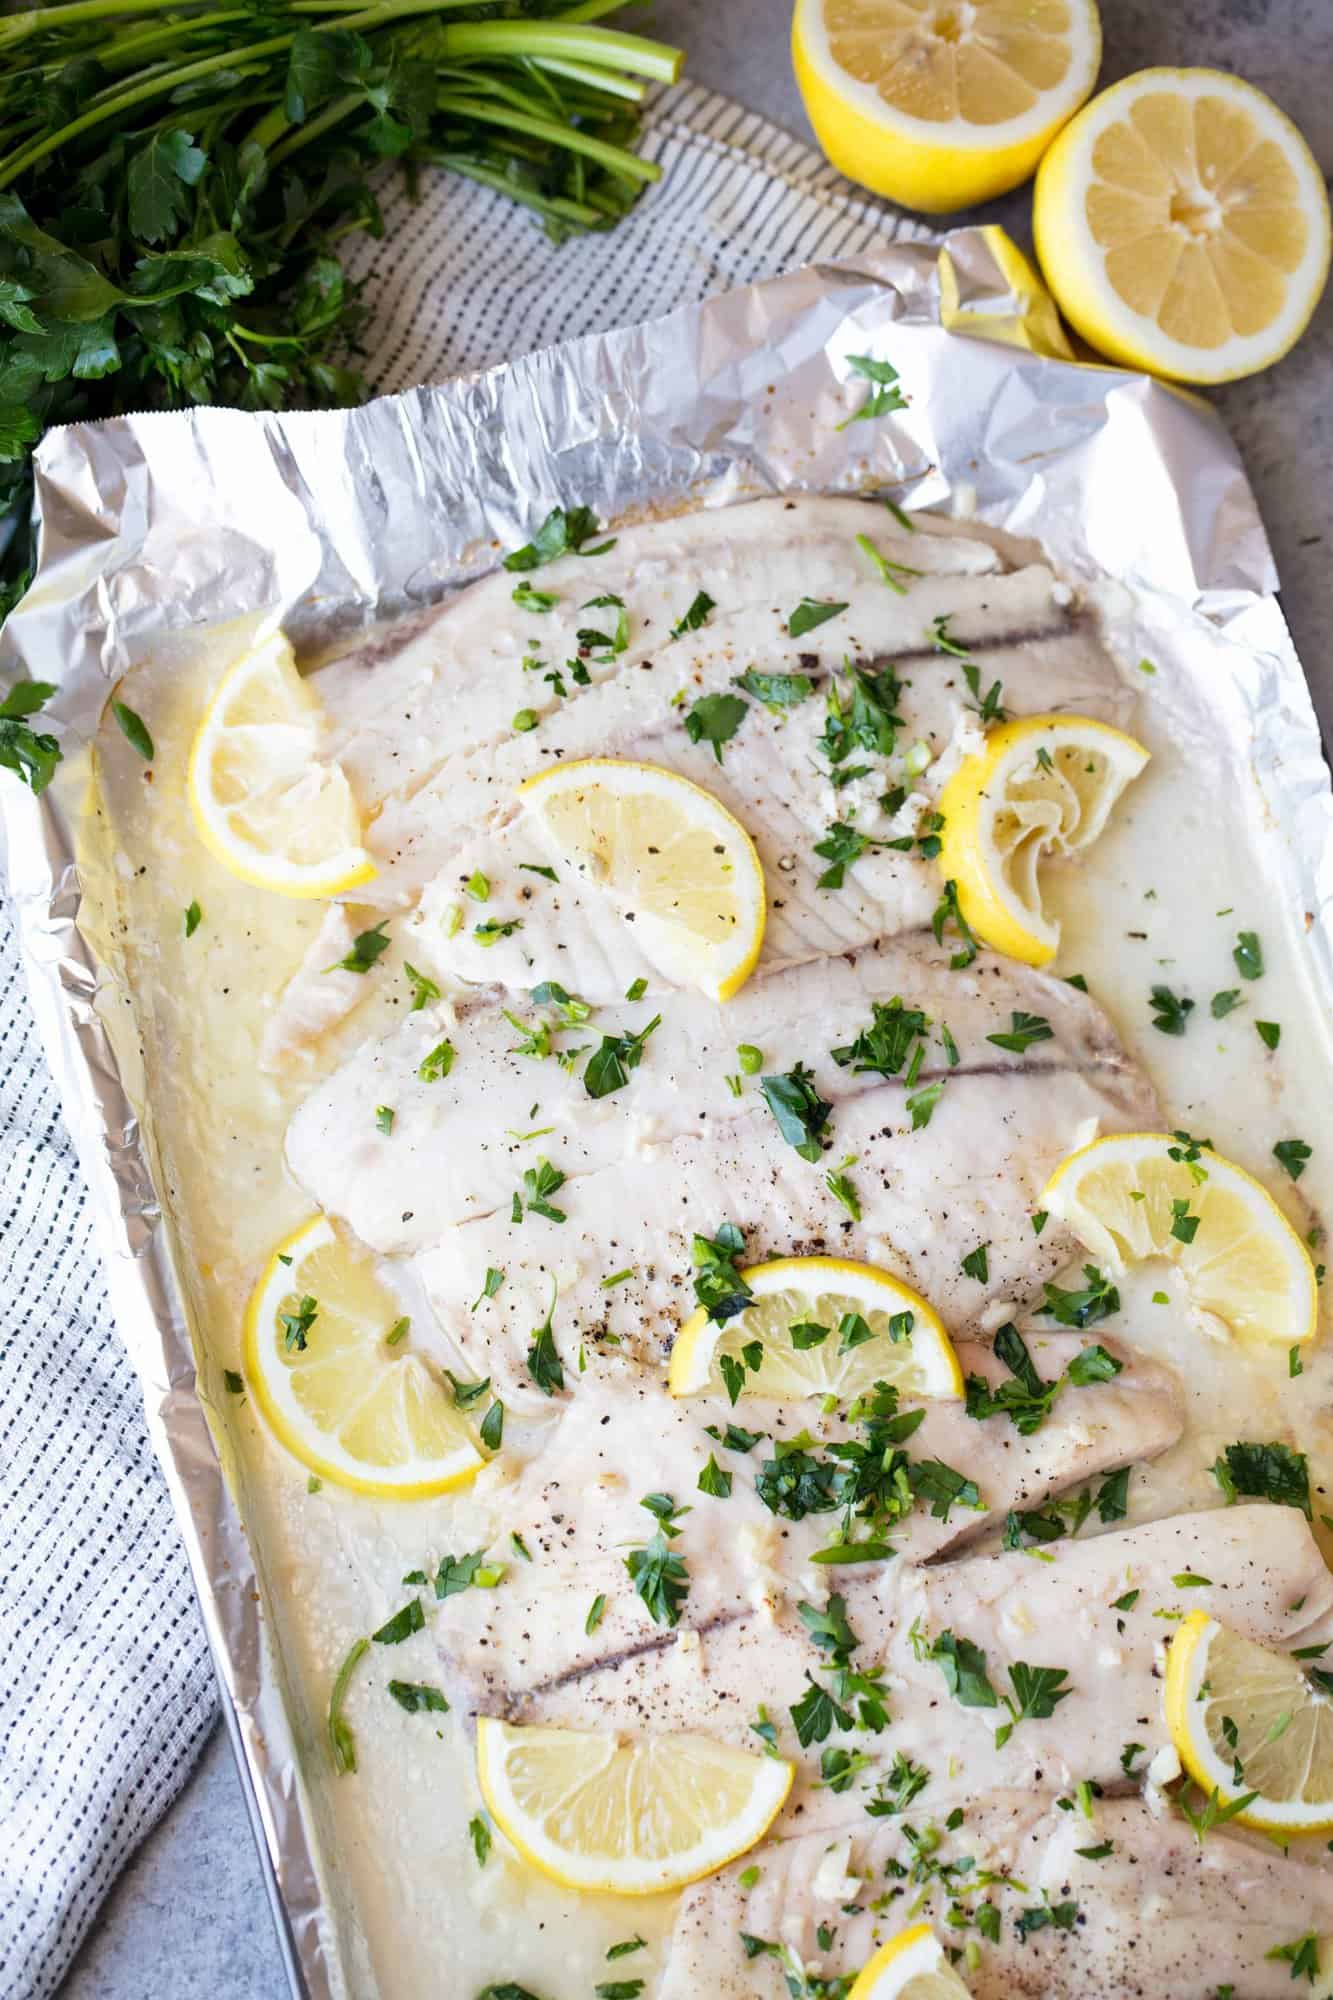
{"left": 661, "top": 1789, "right": 1333, "bottom": 1999}
{"left": 431, "top": 1346, "right": 1184, "bottom": 1753}
{"left": 284, "top": 940, "right": 1158, "bottom": 1327}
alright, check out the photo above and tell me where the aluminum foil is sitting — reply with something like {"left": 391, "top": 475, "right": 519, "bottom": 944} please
{"left": 2, "top": 224, "right": 1330, "bottom": 2000}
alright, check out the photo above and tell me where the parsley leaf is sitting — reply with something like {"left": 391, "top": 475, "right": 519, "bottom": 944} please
{"left": 760, "top": 1063, "right": 833, "bottom": 1161}
{"left": 388, "top": 1680, "right": 448, "bottom": 1714}
{"left": 684, "top": 690, "right": 747, "bottom": 761}
{"left": 112, "top": 699, "right": 154, "bottom": 760}
{"left": 1149, "top": 983, "right": 1194, "bottom": 1035}
{"left": 931, "top": 879, "right": 978, "bottom": 969}
{"left": 329, "top": 921, "right": 390, "bottom": 974}
{"left": 403, "top": 961, "right": 440, "bottom": 1011}
{"left": 1041, "top": 1265, "right": 1120, "bottom": 1328}
{"left": 788, "top": 597, "right": 847, "bottom": 638}
{"left": 1212, "top": 1440, "right": 1311, "bottom": 1518}
{"left": 625, "top": 1526, "right": 689, "bottom": 1627}
{"left": 1274, "top": 1138, "right": 1312, "bottom": 1181}
{"left": 525, "top": 1283, "right": 564, "bottom": 1395}
{"left": 838, "top": 353, "right": 908, "bottom": 427}
{"left": 1234, "top": 930, "right": 1264, "bottom": 980}
{"left": 733, "top": 668, "right": 812, "bottom": 712}
{"left": 504, "top": 506, "right": 611, "bottom": 572}
{"left": 986, "top": 1011, "right": 1053, "bottom": 1054}
{"left": 418, "top": 1038, "right": 455, "bottom": 1082}
{"left": 669, "top": 590, "right": 715, "bottom": 640}
{"left": 584, "top": 1013, "right": 661, "bottom": 1099}
{"left": 691, "top": 1222, "right": 754, "bottom": 1326}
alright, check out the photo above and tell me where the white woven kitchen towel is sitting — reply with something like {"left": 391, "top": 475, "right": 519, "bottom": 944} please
{"left": 0, "top": 78, "right": 925, "bottom": 2000}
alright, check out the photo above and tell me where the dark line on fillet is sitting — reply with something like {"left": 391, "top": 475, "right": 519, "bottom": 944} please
{"left": 512, "top": 1607, "right": 747, "bottom": 1706}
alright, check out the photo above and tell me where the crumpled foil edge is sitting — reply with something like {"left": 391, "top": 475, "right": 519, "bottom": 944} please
{"left": 1, "top": 224, "right": 1329, "bottom": 2000}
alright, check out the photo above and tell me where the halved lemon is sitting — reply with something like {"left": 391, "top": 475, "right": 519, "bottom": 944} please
{"left": 1165, "top": 1611, "right": 1333, "bottom": 1834}
{"left": 791, "top": 0, "right": 1102, "bottom": 214}
{"left": 669, "top": 1256, "right": 963, "bottom": 1402}
{"left": 519, "top": 757, "right": 765, "bottom": 1000}
{"left": 936, "top": 714, "right": 1149, "bottom": 966}
{"left": 1034, "top": 68, "right": 1331, "bottom": 384}
{"left": 850, "top": 1924, "right": 971, "bottom": 2000}
{"left": 475, "top": 1716, "right": 793, "bottom": 1895}
{"left": 188, "top": 631, "right": 376, "bottom": 898}
{"left": 243, "top": 1216, "right": 482, "bottom": 1496}
{"left": 1042, "top": 1133, "right": 1317, "bottom": 1348}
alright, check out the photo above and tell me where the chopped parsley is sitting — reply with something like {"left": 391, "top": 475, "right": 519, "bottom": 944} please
{"left": 585, "top": 1594, "right": 607, "bottom": 1635}
{"left": 503, "top": 505, "right": 613, "bottom": 571}
{"left": 418, "top": 1038, "right": 455, "bottom": 1082}
{"left": 372, "top": 1597, "right": 424, "bottom": 1645}
{"left": 468, "top": 1814, "right": 492, "bottom": 1864}
{"left": 691, "top": 1222, "right": 754, "bottom": 1328}
{"left": 986, "top": 1011, "right": 1052, "bottom": 1055}
{"left": 327, "top": 1637, "right": 369, "bottom": 1775}
{"left": 403, "top": 961, "right": 440, "bottom": 1011}
{"left": 854, "top": 532, "right": 920, "bottom": 595}
{"left": 733, "top": 668, "right": 813, "bottom": 712}
{"left": 669, "top": 590, "right": 715, "bottom": 640}
{"left": 1212, "top": 1440, "right": 1311, "bottom": 1518}
{"left": 819, "top": 660, "right": 902, "bottom": 771}
{"left": 961, "top": 1242, "right": 989, "bottom": 1283}
{"left": 832, "top": 998, "right": 930, "bottom": 1078}
{"left": 698, "top": 1453, "right": 732, "bottom": 1498}
{"left": 474, "top": 917, "right": 522, "bottom": 946}
{"left": 1149, "top": 983, "right": 1194, "bottom": 1035}
{"left": 684, "top": 690, "right": 747, "bottom": 761}
{"left": 931, "top": 879, "right": 978, "bottom": 969}
{"left": 1211, "top": 988, "right": 1243, "bottom": 1018}
{"left": 585, "top": 1013, "right": 661, "bottom": 1099}
{"left": 813, "top": 819, "right": 877, "bottom": 890}
{"left": 1256, "top": 1020, "right": 1281, "bottom": 1050}
{"left": 435, "top": 1550, "right": 504, "bottom": 1598}
{"left": 1265, "top": 1935, "right": 1320, "bottom": 1982}
{"left": 329, "top": 921, "right": 390, "bottom": 974}
{"left": 760, "top": 1063, "right": 833, "bottom": 1161}
{"left": 1234, "top": 930, "right": 1264, "bottom": 980}
{"left": 112, "top": 699, "right": 154, "bottom": 761}
{"left": 375, "top": 1104, "right": 394, "bottom": 1136}
{"left": 223, "top": 1368, "right": 243, "bottom": 1394}
{"left": 1041, "top": 1264, "right": 1120, "bottom": 1328}
{"left": 511, "top": 581, "right": 557, "bottom": 613}
{"left": 838, "top": 352, "right": 908, "bottom": 427}
{"left": 826, "top": 1167, "right": 860, "bottom": 1219}
{"left": 280, "top": 1295, "right": 318, "bottom": 1353}
{"left": 526, "top": 1284, "right": 564, "bottom": 1396}
{"left": 789, "top": 596, "right": 849, "bottom": 639}
{"left": 965, "top": 1322, "right": 1120, "bottom": 1435}
{"left": 625, "top": 1499, "right": 690, "bottom": 1627}
{"left": 471, "top": 1267, "right": 504, "bottom": 1311}
{"left": 387, "top": 1680, "right": 448, "bottom": 1715}
{"left": 184, "top": 900, "right": 202, "bottom": 937}
{"left": 479, "top": 1400, "right": 504, "bottom": 1451}
{"left": 515, "top": 1157, "right": 567, "bottom": 1223}
{"left": 1274, "top": 1138, "right": 1312, "bottom": 1181}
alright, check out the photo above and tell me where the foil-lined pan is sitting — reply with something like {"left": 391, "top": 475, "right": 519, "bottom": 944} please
{"left": 2, "top": 224, "right": 1329, "bottom": 1999}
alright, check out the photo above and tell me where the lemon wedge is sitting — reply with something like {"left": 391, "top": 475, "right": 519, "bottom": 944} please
{"left": 1034, "top": 68, "right": 1331, "bottom": 384}
{"left": 935, "top": 714, "right": 1149, "bottom": 967}
{"left": 188, "top": 631, "right": 376, "bottom": 898}
{"left": 1165, "top": 1611, "right": 1333, "bottom": 1834}
{"left": 1042, "top": 1132, "right": 1317, "bottom": 1349}
{"left": 849, "top": 1925, "right": 972, "bottom": 2000}
{"left": 243, "top": 1216, "right": 482, "bottom": 1496}
{"left": 518, "top": 757, "right": 766, "bottom": 1000}
{"left": 475, "top": 1717, "right": 793, "bottom": 1895}
{"left": 669, "top": 1255, "right": 963, "bottom": 1402}
{"left": 791, "top": 0, "right": 1102, "bottom": 213}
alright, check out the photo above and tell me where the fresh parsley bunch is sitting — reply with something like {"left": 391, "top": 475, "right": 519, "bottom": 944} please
{"left": 0, "top": 1, "right": 684, "bottom": 618}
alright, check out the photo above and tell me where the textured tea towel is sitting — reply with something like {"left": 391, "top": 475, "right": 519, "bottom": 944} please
{"left": 0, "top": 78, "right": 926, "bottom": 2000}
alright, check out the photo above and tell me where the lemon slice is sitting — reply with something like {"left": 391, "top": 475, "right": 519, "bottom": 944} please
{"left": 669, "top": 1256, "right": 963, "bottom": 1402}
{"left": 936, "top": 714, "right": 1149, "bottom": 967}
{"left": 1042, "top": 1133, "right": 1317, "bottom": 1348}
{"left": 791, "top": 0, "right": 1102, "bottom": 213}
{"left": 244, "top": 1216, "right": 482, "bottom": 1496}
{"left": 188, "top": 631, "right": 376, "bottom": 898}
{"left": 475, "top": 1717, "right": 793, "bottom": 1895}
{"left": 518, "top": 757, "right": 765, "bottom": 1001}
{"left": 1165, "top": 1611, "right": 1333, "bottom": 1834}
{"left": 1034, "top": 68, "right": 1332, "bottom": 384}
{"left": 850, "top": 1925, "right": 971, "bottom": 2000}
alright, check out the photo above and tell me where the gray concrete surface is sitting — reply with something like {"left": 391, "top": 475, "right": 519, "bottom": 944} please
{"left": 60, "top": 2, "right": 1333, "bottom": 1994}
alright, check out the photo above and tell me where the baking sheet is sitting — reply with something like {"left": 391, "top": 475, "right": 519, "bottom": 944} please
{"left": 2, "top": 223, "right": 1331, "bottom": 1999}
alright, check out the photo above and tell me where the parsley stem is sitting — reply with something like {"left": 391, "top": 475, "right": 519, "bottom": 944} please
{"left": 435, "top": 95, "right": 661, "bottom": 180}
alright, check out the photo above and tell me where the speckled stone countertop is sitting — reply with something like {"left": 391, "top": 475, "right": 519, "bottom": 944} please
{"left": 61, "top": 2, "right": 1333, "bottom": 1993}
